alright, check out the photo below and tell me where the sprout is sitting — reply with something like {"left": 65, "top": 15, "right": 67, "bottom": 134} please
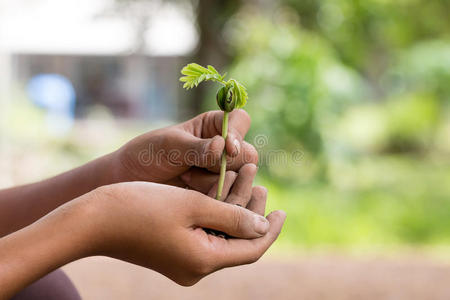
{"left": 180, "top": 63, "right": 248, "bottom": 200}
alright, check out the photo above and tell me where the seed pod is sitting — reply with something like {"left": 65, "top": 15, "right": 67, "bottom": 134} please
{"left": 216, "top": 85, "right": 236, "bottom": 112}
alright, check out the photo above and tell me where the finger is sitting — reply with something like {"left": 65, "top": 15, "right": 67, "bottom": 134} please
{"left": 192, "top": 110, "right": 251, "bottom": 139}
{"left": 180, "top": 169, "right": 239, "bottom": 198}
{"left": 206, "top": 141, "right": 258, "bottom": 173}
{"left": 187, "top": 110, "right": 250, "bottom": 158}
{"left": 182, "top": 111, "right": 257, "bottom": 170}
{"left": 207, "top": 171, "right": 238, "bottom": 200}
{"left": 225, "top": 110, "right": 250, "bottom": 157}
{"left": 227, "top": 141, "right": 258, "bottom": 170}
{"left": 211, "top": 210, "right": 286, "bottom": 269}
{"left": 165, "top": 177, "right": 188, "bottom": 189}
{"left": 225, "top": 132, "right": 241, "bottom": 157}
{"left": 246, "top": 186, "right": 267, "bottom": 216}
{"left": 180, "top": 141, "right": 258, "bottom": 177}
{"left": 191, "top": 195, "right": 270, "bottom": 239}
{"left": 180, "top": 168, "right": 219, "bottom": 194}
{"left": 174, "top": 131, "right": 224, "bottom": 169}
{"left": 225, "top": 164, "right": 257, "bottom": 206}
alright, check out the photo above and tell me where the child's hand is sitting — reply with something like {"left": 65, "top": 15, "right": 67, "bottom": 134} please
{"left": 83, "top": 179, "right": 284, "bottom": 286}
{"left": 0, "top": 164, "right": 284, "bottom": 297}
{"left": 112, "top": 110, "right": 258, "bottom": 188}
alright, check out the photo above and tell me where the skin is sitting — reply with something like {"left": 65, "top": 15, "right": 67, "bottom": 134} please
{"left": 0, "top": 110, "right": 257, "bottom": 237}
{"left": 0, "top": 168, "right": 286, "bottom": 299}
{"left": 0, "top": 110, "right": 285, "bottom": 298}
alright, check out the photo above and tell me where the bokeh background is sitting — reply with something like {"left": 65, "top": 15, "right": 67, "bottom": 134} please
{"left": 1, "top": 0, "right": 450, "bottom": 299}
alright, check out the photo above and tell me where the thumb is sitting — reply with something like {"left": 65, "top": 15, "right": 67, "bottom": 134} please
{"left": 177, "top": 133, "right": 224, "bottom": 169}
{"left": 191, "top": 194, "right": 270, "bottom": 239}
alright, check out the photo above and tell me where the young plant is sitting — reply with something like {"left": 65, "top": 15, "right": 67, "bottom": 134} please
{"left": 180, "top": 63, "right": 248, "bottom": 200}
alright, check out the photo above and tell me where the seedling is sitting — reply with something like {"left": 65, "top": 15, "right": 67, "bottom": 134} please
{"left": 180, "top": 63, "right": 248, "bottom": 200}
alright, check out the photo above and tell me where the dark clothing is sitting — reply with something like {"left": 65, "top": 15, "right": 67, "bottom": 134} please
{"left": 11, "top": 269, "right": 81, "bottom": 300}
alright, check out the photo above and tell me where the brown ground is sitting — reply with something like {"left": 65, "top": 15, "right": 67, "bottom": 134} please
{"left": 63, "top": 254, "right": 450, "bottom": 300}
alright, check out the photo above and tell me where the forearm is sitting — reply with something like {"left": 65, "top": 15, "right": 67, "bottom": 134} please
{"left": 0, "top": 152, "right": 119, "bottom": 237}
{"left": 0, "top": 195, "right": 96, "bottom": 299}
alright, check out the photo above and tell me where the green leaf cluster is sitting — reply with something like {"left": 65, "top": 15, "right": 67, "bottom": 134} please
{"left": 228, "top": 79, "right": 248, "bottom": 109}
{"left": 179, "top": 63, "right": 248, "bottom": 110}
{"left": 179, "top": 63, "right": 226, "bottom": 89}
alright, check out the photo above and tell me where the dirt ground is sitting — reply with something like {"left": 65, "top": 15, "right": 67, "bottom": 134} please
{"left": 63, "top": 254, "right": 450, "bottom": 300}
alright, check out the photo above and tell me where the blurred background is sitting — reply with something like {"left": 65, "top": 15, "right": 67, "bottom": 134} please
{"left": 1, "top": 0, "right": 450, "bottom": 299}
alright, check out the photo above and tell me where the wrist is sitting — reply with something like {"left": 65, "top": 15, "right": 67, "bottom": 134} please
{"left": 110, "top": 145, "right": 151, "bottom": 183}
{"left": 0, "top": 194, "right": 98, "bottom": 298}
{"left": 86, "top": 150, "right": 135, "bottom": 185}
{"left": 96, "top": 151, "right": 125, "bottom": 184}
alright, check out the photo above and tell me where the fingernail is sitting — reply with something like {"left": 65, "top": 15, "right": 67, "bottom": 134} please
{"left": 254, "top": 215, "right": 270, "bottom": 235}
{"left": 233, "top": 139, "right": 241, "bottom": 155}
{"left": 180, "top": 171, "right": 191, "bottom": 183}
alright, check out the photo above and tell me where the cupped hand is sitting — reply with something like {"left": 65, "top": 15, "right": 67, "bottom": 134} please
{"left": 87, "top": 176, "right": 285, "bottom": 286}
{"left": 113, "top": 110, "right": 258, "bottom": 187}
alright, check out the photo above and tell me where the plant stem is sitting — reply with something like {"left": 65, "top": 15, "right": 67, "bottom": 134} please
{"left": 216, "top": 111, "right": 229, "bottom": 200}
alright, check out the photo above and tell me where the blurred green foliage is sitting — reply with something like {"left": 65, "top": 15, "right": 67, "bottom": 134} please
{"left": 221, "top": 2, "right": 449, "bottom": 164}
{"left": 207, "top": 0, "right": 450, "bottom": 247}
{"left": 262, "top": 155, "right": 450, "bottom": 248}
{"left": 4, "top": 0, "right": 450, "bottom": 249}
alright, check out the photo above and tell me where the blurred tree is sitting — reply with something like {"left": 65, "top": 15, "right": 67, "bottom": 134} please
{"left": 222, "top": 0, "right": 450, "bottom": 182}
{"left": 108, "top": 0, "right": 243, "bottom": 115}
{"left": 223, "top": 12, "right": 346, "bottom": 180}
{"left": 282, "top": 0, "right": 450, "bottom": 96}
{"left": 107, "top": 0, "right": 450, "bottom": 162}
{"left": 190, "top": 0, "right": 242, "bottom": 113}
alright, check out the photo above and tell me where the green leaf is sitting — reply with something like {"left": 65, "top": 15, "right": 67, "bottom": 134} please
{"left": 207, "top": 65, "right": 219, "bottom": 74}
{"left": 230, "top": 79, "right": 248, "bottom": 108}
{"left": 179, "top": 63, "right": 226, "bottom": 90}
{"left": 179, "top": 63, "right": 248, "bottom": 109}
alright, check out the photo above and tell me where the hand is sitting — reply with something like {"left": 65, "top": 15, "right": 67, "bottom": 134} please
{"left": 87, "top": 179, "right": 284, "bottom": 286}
{"left": 0, "top": 110, "right": 257, "bottom": 241}
{"left": 113, "top": 110, "right": 258, "bottom": 188}
{"left": 0, "top": 164, "right": 284, "bottom": 297}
